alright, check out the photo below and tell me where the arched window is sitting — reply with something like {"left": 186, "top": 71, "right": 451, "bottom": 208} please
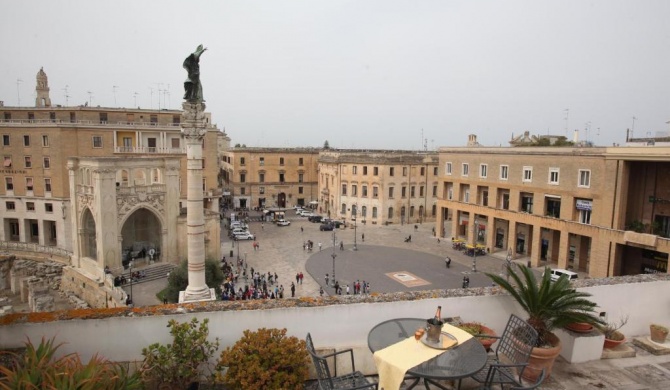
{"left": 361, "top": 206, "right": 367, "bottom": 218}
{"left": 372, "top": 207, "right": 378, "bottom": 218}
{"left": 120, "top": 170, "right": 129, "bottom": 186}
{"left": 388, "top": 207, "right": 394, "bottom": 219}
{"left": 410, "top": 205, "right": 415, "bottom": 217}
{"left": 341, "top": 203, "right": 346, "bottom": 214}
{"left": 151, "top": 168, "right": 161, "bottom": 184}
{"left": 134, "top": 169, "right": 146, "bottom": 186}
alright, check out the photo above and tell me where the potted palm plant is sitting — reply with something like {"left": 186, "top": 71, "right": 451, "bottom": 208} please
{"left": 487, "top": 264, "right": 604, "bottom": 382}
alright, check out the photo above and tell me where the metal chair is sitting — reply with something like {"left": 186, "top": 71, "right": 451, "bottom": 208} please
{"left": 306, "top": 333, "right": 377, "bottom": 390}
{"left": 471, "top": 314, "right": 539, "bottom": 388}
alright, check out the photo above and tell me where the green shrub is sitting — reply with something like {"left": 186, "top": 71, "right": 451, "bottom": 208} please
{"left": 0, "top": 337, "right": 141, "bottom": 390}
{"left": 217, "top": 328, "right": 309, "bottom": 389}
{"left": 140, "top": 317, "right": 220, "bottom": 389}
{"left": 163, "top": 259, "right": 224, "bottom": 303}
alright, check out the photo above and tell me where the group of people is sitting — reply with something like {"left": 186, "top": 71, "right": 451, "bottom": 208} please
{"left": 218, "top": 257, "right": 288, "bottom": 300}
{"left": 113, "top": 270, "right": 146, "bottom": 287}
{"left": 326, "top": 277, "right": 370, "bottom": 296}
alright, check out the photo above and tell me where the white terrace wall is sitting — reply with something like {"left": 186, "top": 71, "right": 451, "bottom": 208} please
{"left": 1, "top": 276, "right": 669, "bottom": 375}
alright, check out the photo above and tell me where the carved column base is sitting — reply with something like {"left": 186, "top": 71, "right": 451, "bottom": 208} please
{"left": 179, "top": 287, "right": 217, "bottom": 303}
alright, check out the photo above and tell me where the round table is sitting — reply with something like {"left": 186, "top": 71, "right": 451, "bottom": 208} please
{"left": 368, "top": 318, "right": 488, "bottom": 388}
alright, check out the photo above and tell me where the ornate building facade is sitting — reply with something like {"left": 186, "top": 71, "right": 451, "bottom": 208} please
{"left": 221, "top": 147, "right": 320, "bottom": 209}
{"left": 318, "top": 150, "right": 439, "bottom": 225}
{"left": 0, "top": 69, "right": 224, "bottom": 270}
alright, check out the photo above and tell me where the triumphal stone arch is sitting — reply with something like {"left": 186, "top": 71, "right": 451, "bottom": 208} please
{"left": 67, "top": 156, "right": 181, "bottom": 278}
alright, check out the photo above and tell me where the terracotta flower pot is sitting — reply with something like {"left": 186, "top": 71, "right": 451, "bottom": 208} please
{"left": 565, "top": 322, "right": 594, "bottom": 333}
{"left": 522, "top": 332, "right": 561, "bottom": 383}
{"left": 477, "top": 325, "right": 498, "bottom": 351}
{"left": 650, "top": 325, "right": 669, "bottom": 343}
{"left": 603, "top": 330, "right": 626, "bottom": 349}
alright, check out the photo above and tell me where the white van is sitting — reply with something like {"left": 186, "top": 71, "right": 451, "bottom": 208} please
{"left": 550, "top": 268, "right": 578, "bottom": 282}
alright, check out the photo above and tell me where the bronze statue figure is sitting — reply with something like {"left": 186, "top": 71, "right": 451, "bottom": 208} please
{"left": 183, "top": 44, "right": 207, "bottom": 102}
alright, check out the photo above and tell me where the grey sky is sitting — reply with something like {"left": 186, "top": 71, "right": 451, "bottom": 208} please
{"left": 2, "top": 0, "right": 669, "bottom": 149}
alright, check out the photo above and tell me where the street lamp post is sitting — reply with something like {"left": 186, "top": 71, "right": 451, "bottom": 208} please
{"left": 505, "top": 248, "right": 513, "bottom": 282}
{"left": 471, "top": 220, "right": 478, "bottom": 273}
{"left": 128, "top": 261, "right": 134, "bottom": 306}
{"left": 331, "top": 230, "right": 337, "bottom": 287}
{"left": 353, "top": 204, "right": 358, "bottom": 251}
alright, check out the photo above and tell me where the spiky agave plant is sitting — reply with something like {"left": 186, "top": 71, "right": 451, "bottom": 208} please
{"left": 487, "top": 264, "right": 605, "bottom": 347}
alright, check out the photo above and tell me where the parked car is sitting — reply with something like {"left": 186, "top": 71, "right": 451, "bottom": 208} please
{"left": 319, "top": 223, "right": 334, "bottom": 231}
{"left": 550, "top": 268, "right": 578, "bottom": 282}
{"left": 234, "top": 232, "right": 255, "bottom": 240}
{"left": 277, "top": 220, "right": 291, "bottom": 226}
{"left": 308, "top": 215, "right": 323, "bottom": 223}
{"left": 300, "top": 211, "right": 315, "bottom": 217}
{"left": 330, "top": 220, "right": 345, "bottom": 228}
{"left": 231, "top": 227, "right": 249, "bottom": 235}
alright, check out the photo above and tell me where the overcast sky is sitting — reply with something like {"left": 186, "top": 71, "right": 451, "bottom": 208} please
{"left": 2, "top": 0, "right": 669, "bottom": 149}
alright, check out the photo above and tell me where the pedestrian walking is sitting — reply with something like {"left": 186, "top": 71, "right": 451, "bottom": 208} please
{"left": 291, "top": 282, "right": 296, "bottom": 297}
{"left": 362, "top": 233, "right": 365, "bottom": 242}
{"left": 325, "top": 273, "right": 329, "bottom": 286}
{"left": 346, "top": 285, "right": 350, "bottom": 295}
{"left": 296, "top": 273, "right": 300, "bottom": 284}
{"left": 318, "top": 242, "right": 322, "bottom": 251}
{"left": 340, "top": 241, "right": 344, "bottom": 250}
{"left": 319, "top": 287, "right": 324, "bottom": 297}
{"left": 299, "top": 272, "right": 304, "bottom": 284}
{"left": 301, "top": 226, "right": 304, "bottom": 233}
{"left": 445, "top": 257, "right": 451, "bottom": 268}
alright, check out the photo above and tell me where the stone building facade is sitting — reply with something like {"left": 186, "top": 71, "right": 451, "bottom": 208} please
{"left": 1, "top": 69, "right": 224, "bottom": 280}
{"left": 436, "top": 145, "right": 670, "bottom": 278}
{"left": 318, "top": 150, "right": 439, "bottom": 225}
{"left": 221, "top": 147, "right": 320, "bottom": 209}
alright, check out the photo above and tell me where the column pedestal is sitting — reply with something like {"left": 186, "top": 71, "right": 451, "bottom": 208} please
{"left": 179, "top": 101, "right": 216, "bottom": 303}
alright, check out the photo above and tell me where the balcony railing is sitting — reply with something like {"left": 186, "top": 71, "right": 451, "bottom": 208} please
{"left": 114, "top": 146, "right": 186, "bottom": 154}
{"left": 117, "top": 184, "right": 167, "bottom": 195}
{"left": 0, "top": 240, "right": 72, "bottom": 259}
{"left": 0, "top": 119, "right": 184, "bottom": 129}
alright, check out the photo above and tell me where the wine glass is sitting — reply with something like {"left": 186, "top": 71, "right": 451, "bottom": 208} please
{"left": 414, "top": 327, "right": 425, "bottom": 343}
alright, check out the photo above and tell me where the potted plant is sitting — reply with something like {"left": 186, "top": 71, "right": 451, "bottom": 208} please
{"left": 0, "top": 336, "right": 142, "bottom": 389}
{"left": 650, "top": 324, "right": 669, "bottom": 343}
{"left": 487, "top": 264, "right": 604, "bottom": 382}
{"left": 140, "top": 318, "right": 220, "bottom": 390}
{"left": 599, "top": 315, "right": 629, "bottom": 349}
{"left": 456, "top": 321, "right": 498, "bottom": 351}
{"left": 217, "top": 328, "right": 309, "bottom": 389}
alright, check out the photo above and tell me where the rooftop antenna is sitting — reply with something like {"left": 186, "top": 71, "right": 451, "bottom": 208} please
{"left": 148, "top": 86, "right": 154, "bottom": 109}
{"left": 631, "top": 116, "right": 637, "bottom": 138}
{"left": 62, "top": 85, "right": 70, "bottom": 106}
{"left": 166, "top": 84, "right": 171, "bottom": 109}
{"left": 155, "top": 83, "right": 164, "bottom": 110}
{"left": 113, "top": 85, "right": 119, "bottom": 106}
{"left": 133, "top": 92, "right": 139, "bottom": 107}
{"left": 563, "top": 108, "right": 569, "bottom": 137}
{"left": 16, "top": 78, "right": 23, "bottom": 106}
{"left": 421, "top": 128, "right": 424, "bottom": 151}
{"left": 87, "top": 91, "right": 94, "bottom": 106}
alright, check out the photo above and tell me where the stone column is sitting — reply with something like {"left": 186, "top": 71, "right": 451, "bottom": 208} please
{"left": 179, "top": 102, "right": 216, "bottom": 303}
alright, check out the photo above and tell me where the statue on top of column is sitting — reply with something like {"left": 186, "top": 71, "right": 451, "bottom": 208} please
{"left": 183, "top": 44, "right": 207, "bottom": 103}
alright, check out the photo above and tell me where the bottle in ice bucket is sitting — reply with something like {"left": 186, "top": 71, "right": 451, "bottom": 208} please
{"left": 426, "top": 306, "right": 444, "bottom": 343}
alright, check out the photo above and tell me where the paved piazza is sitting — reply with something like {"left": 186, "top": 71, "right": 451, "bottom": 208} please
{"left": 129, "top": 209, "right": 521, "bottom": 307}
{"left": 224, "top": 210, "right": 512, "bottom": 298}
